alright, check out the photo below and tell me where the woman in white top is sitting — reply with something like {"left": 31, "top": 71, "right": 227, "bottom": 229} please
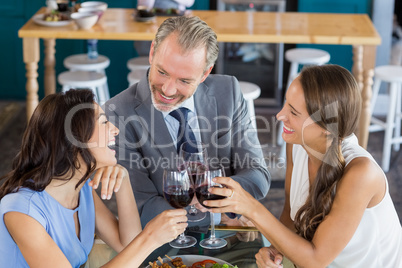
{"left": 206, "top": 65, "right": 402, "bottom": 267}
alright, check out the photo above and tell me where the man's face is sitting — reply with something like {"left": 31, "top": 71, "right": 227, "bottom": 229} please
{"left": 148, "top": 33, "right": 213, "bottom": 112}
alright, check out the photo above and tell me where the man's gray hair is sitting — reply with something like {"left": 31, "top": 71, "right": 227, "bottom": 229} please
{"left": 153, "top": 16, "right": 219, "bottom": 70}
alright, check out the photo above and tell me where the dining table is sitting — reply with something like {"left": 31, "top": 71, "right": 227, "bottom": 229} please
{"left": 140, "top": 226, "right": 269, "bottom": 267}
{"left": 18, "top": 8, "right": 381, "bottom": 148}
{"left": 86, "top": 226, "right": 269, "bottom": 267}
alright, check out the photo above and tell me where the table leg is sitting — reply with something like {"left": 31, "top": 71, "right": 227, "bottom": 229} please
{"left": 23, "top": 37, "right": 40, "bottom": 121}
{"left": 352, "top": 45, "right": 376, "bottom": 149}
{"left": 44, "top": 38, "right": 56, "bottom": 96}
{"left": 360, "top": 45, "right": 377, "bottom": 149}
{"left": 360, "top": 68, "right": 374, "bottom": 148}
{"left": 352, "top": 45, "right": 363, "bottom": 89}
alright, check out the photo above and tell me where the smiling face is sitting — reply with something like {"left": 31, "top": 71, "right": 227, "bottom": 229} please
{"left": 87, "top": 104, "right": 119, "bottom": 168}
{"left": 148, "top": 32, "right": 213, "bottom": 112}
{"left": 276, "top": 77, "right": 328, "bottom": 152}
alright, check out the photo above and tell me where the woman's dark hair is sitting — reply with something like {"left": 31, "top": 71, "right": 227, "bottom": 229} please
{"left": 293, "top": 65, "right": 361, "bottom": 241}
{"left": 0, "top": 89, "right": 97, "bottom": 199}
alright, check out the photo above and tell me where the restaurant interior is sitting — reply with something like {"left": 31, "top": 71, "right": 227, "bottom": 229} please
{"left": 0, "top": 0, "right": 401, "bottom": 266}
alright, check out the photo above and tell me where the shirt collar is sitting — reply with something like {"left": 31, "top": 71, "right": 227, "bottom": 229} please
{"left": 162, "top": 96, "right": 195, "bottom": 119}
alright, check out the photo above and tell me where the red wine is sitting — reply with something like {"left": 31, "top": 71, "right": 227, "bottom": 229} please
{"left": 164, "top": 186, "right": 194, "bottom": 209}
{"left": 196, "top": 185, "right": 225, "bottom": 209}
{"left": 187, "top": 162, "right": 205, "bottom": 183}
{"left": 189, "top": 174, "right": 197, "bottom": 184}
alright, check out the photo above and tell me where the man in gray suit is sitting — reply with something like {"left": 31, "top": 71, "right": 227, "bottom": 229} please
{"left": 104, "top": 16, "right": 270, "bottom": 231}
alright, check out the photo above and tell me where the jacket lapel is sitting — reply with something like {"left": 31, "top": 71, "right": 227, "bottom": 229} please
{"left": 194, "top": 83, "right": 218, "bottom": 161}
{"left": 134, "top": 76, "right": 177, "bottom": 161}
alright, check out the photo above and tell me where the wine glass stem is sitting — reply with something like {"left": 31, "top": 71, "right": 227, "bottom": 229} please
{"left": 210, "top": 212, "right": 216, "bottom": 239}
{"left": 177, "top": 232, "right": 187, "bottom": 243}
{"left": 190, "top": 204, "right": 197, "bottom": 214}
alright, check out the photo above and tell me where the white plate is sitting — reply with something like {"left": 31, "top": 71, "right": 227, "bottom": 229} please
{"left": 146, "top": 255, "right": 233, "bottom": 268}
{"left": 32, "top": 14, "right": 72, "bottom": 27}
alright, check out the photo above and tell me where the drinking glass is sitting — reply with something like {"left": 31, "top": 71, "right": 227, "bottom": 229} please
{"left": 56, "top": 0, "right": 69, "bottom": 12}
{"left": 195, "top": 164, "right": 228, "bottom": 249}
{"left": 178, "top": 141, "right": 208, "bottom": 222}
{"left": 162, "top": 169, "right": 197, "bottom": 248}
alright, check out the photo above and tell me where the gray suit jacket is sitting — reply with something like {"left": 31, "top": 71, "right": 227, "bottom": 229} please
{"left": 104, "top": 73, "right": 270, "bottom": 230}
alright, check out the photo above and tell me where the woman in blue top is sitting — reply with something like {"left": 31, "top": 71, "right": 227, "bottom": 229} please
{"left": 0, "top": 89, "right": 187, "bottom": 267}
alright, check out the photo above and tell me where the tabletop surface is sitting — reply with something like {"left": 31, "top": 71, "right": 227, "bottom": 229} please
{"left": 141, "top": 230, "right": 266, "bottom": 267}
{"left": 19, "top": 8, "right": 381, "bottom": 45}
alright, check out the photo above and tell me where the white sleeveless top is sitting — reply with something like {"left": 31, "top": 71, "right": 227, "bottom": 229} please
{"left": 290, "top": 134, "right": 402, "bottom": 267}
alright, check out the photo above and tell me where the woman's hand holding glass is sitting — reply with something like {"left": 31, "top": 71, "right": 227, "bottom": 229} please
{"left": 162, "top": 169, "right": 197, "bottom": 248}
{"left": 142, "top": 209, "right": 189, "bottom": 247}
{"left": 203, "top": 176, "right": 260, "bottom": 219}
{"left": 195, "top": 164, "right": 227, "bottom": 249}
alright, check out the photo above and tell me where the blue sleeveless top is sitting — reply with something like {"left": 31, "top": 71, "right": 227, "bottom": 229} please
{"left": 0, "top": 180, "right": 95, "bottom": 268}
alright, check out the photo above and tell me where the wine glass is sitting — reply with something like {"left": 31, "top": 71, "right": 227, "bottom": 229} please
{"left": 195, "top": 164, "right": 228, "bottom": 249}
{"left": 178, "top": 141, "right": 208, "bottom": 222}
{"left": 162, "top": 169, "right": 197, "bottom": 248}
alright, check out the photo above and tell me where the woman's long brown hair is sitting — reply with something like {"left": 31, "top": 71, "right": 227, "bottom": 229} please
{"left": 0, "top": 89, "right": 97, "bottom": 199}
{"left": 293, "top": 65, "right": 362, "bottom": 241}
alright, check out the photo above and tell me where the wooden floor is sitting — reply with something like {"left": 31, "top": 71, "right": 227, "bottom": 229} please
{"left": 0, "top": 101, "right": 400, "bottom": 223}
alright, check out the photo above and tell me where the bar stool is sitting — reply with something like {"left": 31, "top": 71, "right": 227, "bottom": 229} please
{"left": 127, "top": 56, "right": 149, "bottom": 87}
{"left": 63, "top": 54, "right": 111, "bottom": 101}
{"left": 239, "top": 81, "right": 261, "bottom": 128}
{"left": 277, "top": 48, "right": 331, "bottom": 159}
{"left": 285, "top": 48, "right": 331, "bottom": 91}
{"left": 127, "top": 56, "right": 149, "bottom": 72}
{"left": 369, "top": 65, "right": 402, "bottom": 172}
{"left": 58, "top": 71, "right": 108, "bottom": 105}
{"left": 127, "top": 70, "right": 147, "bottom": 86}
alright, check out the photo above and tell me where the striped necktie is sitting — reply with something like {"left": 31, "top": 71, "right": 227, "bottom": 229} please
{"left": 169, "top": 107, "right": 198, "bottom": 153}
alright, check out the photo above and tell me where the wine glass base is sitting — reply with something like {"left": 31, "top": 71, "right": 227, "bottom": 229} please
{"left": 169, "top": 235, "right": 197, "bottom": 249}
{"left": 186, "top": 208, "right": 207, "bottom": 222}
{"left": 199, "top": 237, "right": 227, "bottom": 249}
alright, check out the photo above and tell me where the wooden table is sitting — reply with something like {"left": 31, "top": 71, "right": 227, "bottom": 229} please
{"left": 18, "top": 8, "right": 381, "bottom": 148}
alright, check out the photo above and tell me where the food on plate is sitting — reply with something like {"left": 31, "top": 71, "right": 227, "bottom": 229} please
{"left": 43, "top": 10, "right": 69, "bottom": 22}
{"left": 191, "top": 259, "right": 217, "bottom": 268}
{"left": 210, "top": 264, "right": 238, "bottom": 268}
{"left": 149, "top": 261, "right": 172, "bottom": 268}
{"left": 149, "top": 255, "right": 237, "bottom": 268}
{"left": 149, "top": 256, "right": 176, "bottom": 268}
{"left": 170, "top": 256, "right": 186, "bottom": 267}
